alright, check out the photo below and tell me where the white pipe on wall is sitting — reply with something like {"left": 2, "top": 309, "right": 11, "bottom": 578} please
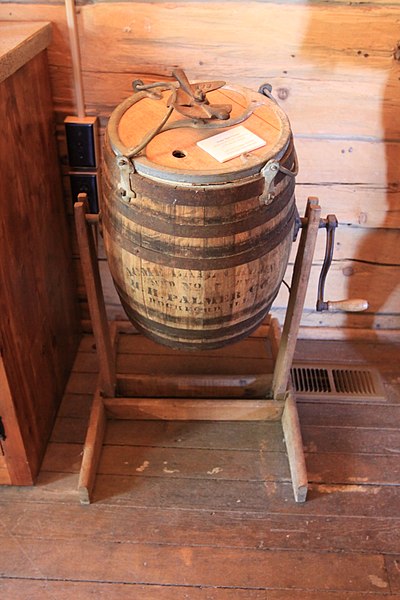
{"left": 65, "top": 0, "right": 85, "bottom": 118}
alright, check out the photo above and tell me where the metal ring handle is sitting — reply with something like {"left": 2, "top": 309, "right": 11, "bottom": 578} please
{"left": 258, "top": 83, "right": 278, "bottom": 104}
{"left": 108, "top": 86, "right": 261, "bottom": 161}
{"left": 108, "top": 91, "right": 153, "bottom": 157}
{"left": 279, "top": 148, "right": 298, "bottom": 178}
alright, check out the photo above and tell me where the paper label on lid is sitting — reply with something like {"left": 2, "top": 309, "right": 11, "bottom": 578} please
{"left": 196, "top": 125, "right": 266, "bottom": 163}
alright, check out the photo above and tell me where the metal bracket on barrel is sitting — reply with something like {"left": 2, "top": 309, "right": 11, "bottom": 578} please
{"left": 298, "top": 213, "right": 368, "bottom": 313}
{"left": 261, "top": 151, "right": 299, "bottom": 206}
{"left": 260, "top": 159, "right": 280, "bottom": 204}
{"left": 258, "top": 82, "right": 278, "bottom": 104}
{"left": 117, "top": 156, "right": 136, "bottom": 201}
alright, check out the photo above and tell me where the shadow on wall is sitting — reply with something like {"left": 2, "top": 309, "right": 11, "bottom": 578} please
{"left": 299, "top": 7, "right": 400, "bottom": 338}
{"left": 376, "top": 48, "right": 400, "bottom": 334}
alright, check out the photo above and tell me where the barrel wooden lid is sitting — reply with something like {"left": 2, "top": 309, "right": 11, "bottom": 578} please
{"left": 113, "top": 84, "right": 292, "bottom": 184}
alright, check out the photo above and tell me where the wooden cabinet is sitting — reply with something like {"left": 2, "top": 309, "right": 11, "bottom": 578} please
{"left": 0, "top": 22, "right": 80, "bottom": 484}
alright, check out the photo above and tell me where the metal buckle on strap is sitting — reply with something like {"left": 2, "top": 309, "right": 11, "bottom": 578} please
{"left": 117, "top": 156, "right": 136, "bottom": 201}
{"left": 260, "top": 160, "right": 280, "bottom": 204}
{"left": 260, "top": 151, "right": 298, "bottom": 205}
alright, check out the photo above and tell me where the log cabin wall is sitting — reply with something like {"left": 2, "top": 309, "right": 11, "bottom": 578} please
{"left": 2, "top": 1, "right": 399, "bottom": 339}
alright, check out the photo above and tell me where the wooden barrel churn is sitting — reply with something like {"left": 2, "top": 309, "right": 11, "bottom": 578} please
{"left": 101, "top": 74, "right": 298, "bottom": 350}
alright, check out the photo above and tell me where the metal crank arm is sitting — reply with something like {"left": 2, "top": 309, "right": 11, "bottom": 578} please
{"left": 315, "top": 214, "right": 368, "bottom": 313}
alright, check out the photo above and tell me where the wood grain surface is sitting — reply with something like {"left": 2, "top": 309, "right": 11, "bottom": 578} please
{"left": 0, "top": 47, "right": 79, "bottom": 484}
{"left": 0, "top": 0, "right": 398, "bottom": 337}
{"left": 1, "top": 334, "right": 400, "bottom": 597}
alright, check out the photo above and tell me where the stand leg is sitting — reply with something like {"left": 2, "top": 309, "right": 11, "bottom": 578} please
{"left": 282, "top": 391, "right": 308, "bottom": 502}
{"left": 78, "top": 388, "right": 106, "bottom": 504}
{"left": 74, "top": 197, "right": 116, "bottom": 397}
{"left": 271, "top": 198, "right": 321, "bottom": 503}
{"left": 272, "top": 198, "right": 321, "bottom": 400}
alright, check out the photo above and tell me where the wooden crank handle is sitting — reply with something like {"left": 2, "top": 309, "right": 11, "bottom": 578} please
{"left": 324, "top": 298, "right": 369, "bottom": 312}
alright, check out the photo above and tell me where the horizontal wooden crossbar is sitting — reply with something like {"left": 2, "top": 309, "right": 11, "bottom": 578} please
{"left": 116, "top": 373, "right": 274, "bottom": 399}
{"left": 103, "top": 396, "right": 284, "bottom": 421}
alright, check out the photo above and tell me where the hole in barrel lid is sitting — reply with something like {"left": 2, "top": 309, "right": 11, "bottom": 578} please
{"left": 172, "top": 149, "right": 187, "bottom": 159}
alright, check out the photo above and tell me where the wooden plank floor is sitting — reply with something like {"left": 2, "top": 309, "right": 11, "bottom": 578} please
{"left": 1, "top": 333, "right": 400, "bottom": 598}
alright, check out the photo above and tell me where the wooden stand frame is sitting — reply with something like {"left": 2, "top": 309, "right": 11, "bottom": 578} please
{"left": 74, "top": 196, "right": 321, "bottom": 504}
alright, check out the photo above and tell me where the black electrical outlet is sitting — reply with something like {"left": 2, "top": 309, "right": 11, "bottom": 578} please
{"left": 69, "top": 173, "right": 99, "bottom": 213}
{"left": 65, "top": 118, "right": 98, "bottom": 168}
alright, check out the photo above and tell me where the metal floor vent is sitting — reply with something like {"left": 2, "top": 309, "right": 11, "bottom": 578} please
{"left": 290, "top": 363, "right": 386, "bottom": 402}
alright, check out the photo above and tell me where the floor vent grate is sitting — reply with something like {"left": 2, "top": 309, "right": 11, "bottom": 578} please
{"left": 290, "top": 363, "right": 386, "bottom": 402}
